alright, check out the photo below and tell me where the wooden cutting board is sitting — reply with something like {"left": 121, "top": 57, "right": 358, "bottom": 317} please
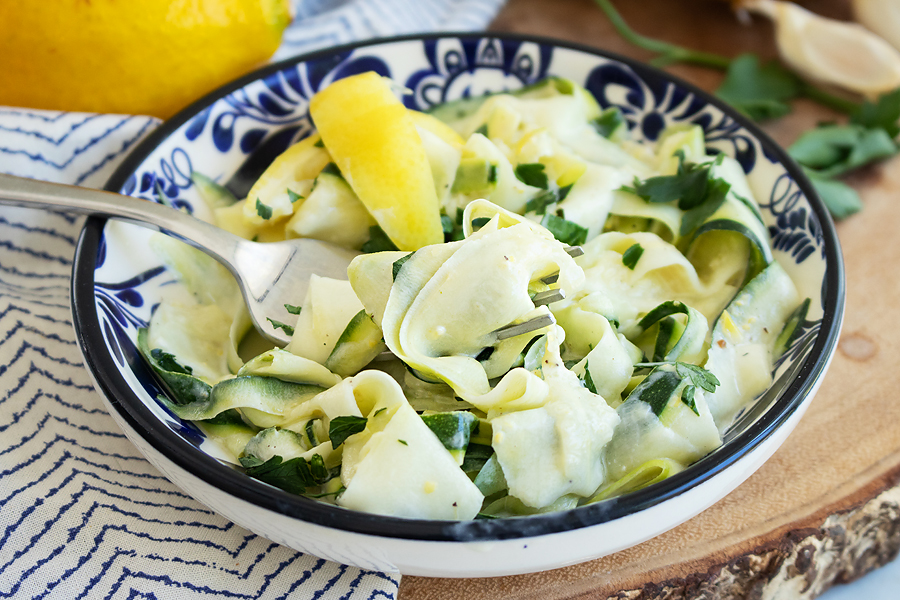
{"left": 400, "top": 0, "right": 900, "bottom": 597}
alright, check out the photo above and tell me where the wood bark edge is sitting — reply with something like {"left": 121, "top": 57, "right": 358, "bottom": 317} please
{"left": 581, "top": 472, "right": 900, "bottom": 600}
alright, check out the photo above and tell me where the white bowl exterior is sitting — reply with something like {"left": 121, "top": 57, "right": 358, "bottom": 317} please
{"left": 85, "top": 336, "right": 834, "bottom": 577}
{"left": 80, "top": 35, "right": 843, "bottom": 577}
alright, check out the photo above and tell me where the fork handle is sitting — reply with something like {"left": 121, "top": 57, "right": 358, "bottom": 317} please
{"left": 0, "top": 173, "right": 243, "bottom": 269}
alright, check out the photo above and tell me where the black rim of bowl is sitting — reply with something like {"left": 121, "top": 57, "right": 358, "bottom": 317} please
{"left": 72, "top": 32, "right": 845, "bottom": 543}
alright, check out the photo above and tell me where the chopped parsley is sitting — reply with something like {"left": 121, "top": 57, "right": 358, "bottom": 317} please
{"left": 361, "top": 225, "right": 399, "bottom": 253}
{"left": 150, "top": 348, "right": 193, "bottom": 375}
{"left": 392, "top": 252, "right": 415, "bottom": 281}
{"left": 287, "top": 188, "right": 303, "bottom": 203}
{"left": 582, "top": 364, "right": 598, "bottom": 394}
{"left": 540, "top": 213, "right": 588, "bottom": 246}
{"left": 591, "top": 106, "right": 626, "bottom": 138}
{"left": 623, "top": 151, "right": 711, "bottom": 207}
{"left": 284, "top": 304, "right": 302, "bottom": 315}
{"left": 240, "top": 453, "right": 333, "bottom": 495}
{"left": 320, "top": 162, "right": 343, "bottom": 178}
{"left": 266, "top": 318, "right": 294, "bottom": 337}
{"left": 329, "top": 415, "right": 368, "bottom": 448}
{"left": 715, "top": 54, "right": 801, "bottom": 121}
{"left": 255, "top": 198, "right": 273, "bottom": 220}
{"left": 525, "top": 190, "right": 559, "bottom": 215}
{"left": 674, "top": 361, "right": 721, "bottom": 394}
{"left": 632, "top": 361, "right": 720, "bottom": 416}
{"left": 621, "top": 243, "right": 644, "bottom": 270}
{"left": 514, "top": 163, "right": 549, "bottom": 189}
{"left": 471, "top": 216, "right": 491, "bottom": 229}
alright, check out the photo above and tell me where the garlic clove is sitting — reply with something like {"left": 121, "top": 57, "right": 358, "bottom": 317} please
{"left": 853, "top": 0, "right": 900, "bottom": 52}
{"left": 744, "top": 0, "right": 900, "bottom": 98}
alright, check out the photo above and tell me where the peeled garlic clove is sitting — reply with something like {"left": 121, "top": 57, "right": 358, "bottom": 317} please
{"left": 744, "top": 0, "right": 900, "bottom": 98}
{"left": 853, "top": 0, "right": 900, "bottom": 52}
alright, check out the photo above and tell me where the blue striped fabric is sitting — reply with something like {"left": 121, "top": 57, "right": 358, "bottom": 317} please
{"left": 0, "top": 1, "right": 504, "bottom": 597}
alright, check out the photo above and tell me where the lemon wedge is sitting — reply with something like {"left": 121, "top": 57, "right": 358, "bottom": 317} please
{"left": 310, "top": 72, "right": 444, "bottom": 251}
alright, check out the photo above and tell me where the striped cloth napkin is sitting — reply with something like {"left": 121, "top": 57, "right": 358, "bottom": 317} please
{"left": 0, "top": 1, "right": 504, "bottom": 598}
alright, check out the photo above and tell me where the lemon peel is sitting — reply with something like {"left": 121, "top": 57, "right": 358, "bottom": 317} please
{"left": 310, "top": 72, "right": 444, "bottom": 251}
{"left": 743, "top": 0, "right": 900, "bottom": 98}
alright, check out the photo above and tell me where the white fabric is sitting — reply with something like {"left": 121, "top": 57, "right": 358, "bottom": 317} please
{"left": 0, "top": 1, "right": 504, "bottom": 597}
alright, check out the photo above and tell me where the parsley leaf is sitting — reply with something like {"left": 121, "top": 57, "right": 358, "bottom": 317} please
{"left": 329, "top": 415, "right": 368, "bottom": 448}
{"left": 287, "top": 189, "right": 303, "bottom": 203}
{"left": 241, "top": 454, "right": 333, "bottom": 495}
{"left": 628, "top": 367, "right": 684, "bottom": 416}
{"left": 624, "top": 151, "right": 710, "bottom": 208}
{"left": 582, "top": 364, "right": 598, "bottom": 394}
{"left": 789, "top": 124, "right": 897, "bottom": 179}
{"left": 680, "top": 385, "right": 700, "bottom": 416}
{"left": 266, "top": 318, "right": 294, "bottom": 337}
{"left": 592, "top": 106, "right": 626, "bottom": 138}
{"left": 256, "top": 198, "right": 273, "bottom": 220}
{"left": 138, "top": 329, "right": 210, "bottom": 406}
{"left": 680, "top": 176, "right": 730, "bottom": 236}
{"left": 715, "top": 54, "right": 801, "bottom": 121}
{"left": 630, "top": 362, "right": 719, "bottom": 416}
{"left": 314, "top": 138, "right": 325, "bottom": 148}
{"left": 540, "top": 213, "right": 588, "bottom": 245}
{"left": 515, "top": 163, "right": 549, "bottom": 189}
{"left": 851, "top": 87, "right": 900, "bottom": 138}
{"left": 525, "top": 190, "right": 558, "bottom": 215}
{"left": 284, "top": 304, "right": 302, "bottom": 315}
{"left": 150, "top": 348, "right": 193, "bottom": 375}
{"left": 675, "top": 362, "right": 721, "bottom": 393}
{"left": 622, "top": 243, "right": 644, "bottom": 270}
{"left": 460, "top": 443, "right": 493, "bottom": 473}
{"left": 804, "top": 172, "right": 864, "bottom": 219}
{"left": 361, "top": 225, "right": 399, "bottom": 253}
{"left": 441, "top": 213, "right": 465, "bottom": 242}
{"left": 392, "top": 252, "right": 415, "bottom": 281}
{"left": 320, "top": 163, "right": 343, "bottom": 178}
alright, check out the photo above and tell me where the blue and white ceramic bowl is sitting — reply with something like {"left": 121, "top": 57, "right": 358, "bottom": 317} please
{"left": 72, "top": 33, "right": 844, "bottom": 577}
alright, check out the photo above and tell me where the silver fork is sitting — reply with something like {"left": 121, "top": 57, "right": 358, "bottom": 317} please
{"left": 0, "top": 173, "right": 358, "bottom": 346}
{"left": 0, "top": 173, "right": 576, "bottom": 346}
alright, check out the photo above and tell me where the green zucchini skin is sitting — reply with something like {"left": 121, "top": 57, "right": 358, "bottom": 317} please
{"left": 324, "top": 310, "right": 386, "bottom": 377}
{"left": 774, "top": 297, "right": 811, "bottom": 358}
{"left": 159, "top": 375, "right": 325, "bottom": 422}
{"left": 137, "top": 327, "right": 211, "bottom": 406}
{"left": 421, "top": 411, "right": 478, "bottom": 464}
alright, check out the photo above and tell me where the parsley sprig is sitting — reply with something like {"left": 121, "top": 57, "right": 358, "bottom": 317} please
{"left": 633, "top": 361, "right": 721, "bottom": 416}
{"left": 623, "top": 151, "right": 730, "bottom": 236}
{"left": 240, "top": 453, "right": 334, "bottom": 495}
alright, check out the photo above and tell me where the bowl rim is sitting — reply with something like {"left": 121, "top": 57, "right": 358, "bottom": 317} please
{"left": 72, "top": 31, "right": 845, "bottom": 543}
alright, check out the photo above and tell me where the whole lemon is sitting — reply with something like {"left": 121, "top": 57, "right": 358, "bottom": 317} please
{"left": 0, "top": 0, "right": 293, "bottom": 118}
